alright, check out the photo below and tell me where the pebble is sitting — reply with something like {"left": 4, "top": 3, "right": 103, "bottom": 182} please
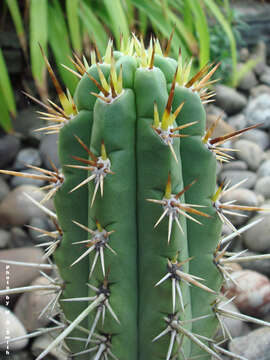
{"left": 215, "top": 300, "right": 244, "bottom": 339}
{"left": 240, "top": 128, "right": 270, "bottom": 150}
{"left": 0, "top": 229, "right": 11, "bottom": 248}
{"left": 14, "top": 276, "right": 59, "bottom": 331}
{"left": 10, "top": 169, "right": 46, "bottom": 188}
{"left": 218, "top": 170, "right": 257, "bottom": 189}
{"left": 250, "top": 84, "right": 270, "bottom": 98}
{"left": 222, "top": 160, "right": 248, "bottom": 171}
{"left": 13, "top": 148, "right": 42, "bottom": 170}
{"left": 10, "top": 227, "right": 32, "bottom": 248}
{"left": 219, "top": 188, "right": 258, "bottom": 226}
{"left": 206, "top": 114, "right": 234, "bottom": 138}
{"left": 227, "top": 113, "right": 247, "bottom": 130}
{"left": 0, "top": 177, "right": 10, "bottom": 202}
{"left": 250, "top": 41, "right": 267, "bottom": 76}
{"left": 255, "top": 176, "right": 270, "bottom": 198}
{"left": 0, "top": 185, "right": 54, "bottom": 227}
{"left": 0, "top": 247, "right": 49, "bottom": 303}
{"left": 229, "top": 327, "right": 270, "bottom": 360}
{"left": 245, "top": 93, "right": 270, "bottom": 129}
{"left": 0, "top": 306, "right": 28, "bottom": 351}
{"left": 234, "top": 139, "right": 264, "bottom": 170}
{"left": 28, "top": 216, "right": 53, "bottom": 243}
{"left": 258, "top": 159, "right": 270, "bottom": 177}
{"left": 224, "top": 269, "right": 270, "bottom": 317}
{"left": 240, "top": 250, "right": 270, "bottom": 277}
{"left": 243, "top": 211, "right": 270, "bottom": 252}
{"left": 214, "top": 85, "right": 247, "bottom": 115}
{"left": 237, "top": 63, "right": 258, "bottom": 91}
{"left": 0, "top": 135, "right": 21, "bottom": 168}
{"left": 13, "top": 107, "right": 44, "bottom": 142}
{"left": 260, "top": 66, "right": 270, "bottom": 86}
{"left": 31, "top": 333, "right": 69, "bottom": 360}
{"left": 39, "top": 134, "right": 60, "bottom": 170}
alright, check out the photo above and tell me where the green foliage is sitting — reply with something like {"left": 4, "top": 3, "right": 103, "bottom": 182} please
{"left": 1, "top": 0, "right": 238, "bottom": 133}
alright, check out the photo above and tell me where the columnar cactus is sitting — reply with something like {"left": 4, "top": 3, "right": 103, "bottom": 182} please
{"left": 1, "top": 35, "right": 270, "bottom": 360}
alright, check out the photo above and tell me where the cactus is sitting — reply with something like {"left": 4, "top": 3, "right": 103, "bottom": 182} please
{"left": 1, "top": 35, "right": 270, "bottom": 360}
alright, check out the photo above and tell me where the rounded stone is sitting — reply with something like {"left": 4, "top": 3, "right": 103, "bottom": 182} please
{"left": 243, "top": 211, "right": 270, "bottom": 252}
{"left": 0, "top": 185, "right": 54, "bottom": 227}
{"left": 14, "top": 276, "right": 59, "bottom": 331}
{"left": 39, "top": 134, "right": 60, "bottom": 170}
{"left": 31, "top": 333, "right": 69, "bottom": 360}
{"left": 234, "top": 139, "right": 264, "bottom": 171}
{"left": 218, "top": 170, "right": 257, "bottom": 189}
{"left": 0, "top": 305, "right": 28, "bottom": 351}
{"left": 0, "top": 135, "right": 21, "bottom": 168}
{"left": 214, "top": 85, "right": 247, "bottom": 115}
{"left": 250, "top": 84, "right": 270, "bottom": 98}
{"left": 258, "top": 159, "right": 270, "bottom": 177}
{"left": 245, "top": 94, "right": 270, "bottom": 129}
{"left": 10, "top": 169, "right": 46, "bottom": 188}
{"left": 236, "top": 63, "right": 258, "bottom": 91}
{"left": 0, "top": 229, "right": 11, "bottom": 248}
{"left": 224, "top": 269, "right": 270, "bottom": 317}
{"left": 240, "top": 250, "right": 270, "bottom": 277}
{"left": 13, "top": 148, "right": 42, "bottom": 170}
{"left": 222, "top": 160, "right": 248, "bottom": 172}
{"left": 215, "top": 300, "right": 244, "bottom": 339}
{"left": 260, "top": 66, "right": 270, "bottom": 86}
{"left": 10, "top": 227, "right": 32, "bottom": 248}
{"left": 220, "top": 188, "right": 258, "bottom": 226}
{"left": 0, "top": 247, "right": 50, "bottom": 303}
{"left": 255, "top": 176, "right": 270, "bottom": 198}
{"left": 240, "top": 128, "right": 270, "bottom": 150}
{"left": 0, "top": 177, "right": 10, "bottom": 202}
{"left": 229, "top": 327, "right": 270, "bottom": 360}
{"left": 28, "top": 217, "right": 53, "bottom": 244}
{"left": 227, "top": 114, "right": 247, "bottom": 130}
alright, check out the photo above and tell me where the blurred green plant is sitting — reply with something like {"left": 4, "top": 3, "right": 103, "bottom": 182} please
{"left": 1, "top": 0, "right": 239, "bottom": 132}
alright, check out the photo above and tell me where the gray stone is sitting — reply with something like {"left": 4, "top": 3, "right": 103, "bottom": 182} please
{"left": 216, "top": 300, "right": 244, "bottom": 339}
{"left": 10, "top": 169, "right": 46, "bottom": 188}
{"left": 219, "top": 170, "right": 257, "bottom": 189}
{"left": 13, "top": 148, "right": 41, "bottom": 170}
{"left": 239, "top": 47, "right": 250, "bottom": 62}
{"left": 260, "top": 66, "right": 270, "bottom": 86}
{"left": 10, "top": 227, "right": 32, "bottom": 248}
{"left": 240, "top": 250, "right": 270, "bottom": 277}
{"left": 39, "top": 134, "right": 59, "bottom": 170}
{"left": 0, "top": 177, "right": 10, "bottom": 202}
{"left": 31, "top": 334, "right": 69, "bottom": 360}
{"left": 237, "top": 63, "right": 258, "bottom": 91}
{"left": 255, "top": 176, "right": 270, "bottom": 198}
{"left": 0, "top": 247, "right": 50, "bottom": 304}
{"left": 28, "top": 217, "right": 52, "bottom": 244}
{"left": 0, "top": 306, "right": 28, "bottom": 351}
{"left": 14, "top": 276, "right": 59, "bottom": 331}
{"left": 250, "top": 41, "right": 267, "bottom": 76}
{"left": 0, "top": 185, "right": 54, "bottom": 227}
{"left": 214, "top": 85, "right": 247, "bottom": 115}
{"left": 243, "top": 210, "right": 270, "bottom": 252}
{"left": 250, "top": 84, "right": 270, "bottom": 98}
{"left": 222, "top": 160, "right": 248, "bottom": 172}
{"left": 229, "top": 327, "right": 270, "bottom": 360}
{"left": 220, "top": 188, "right": 258, "bottom": 226}
{"left": 234, "top": 139, "right": 264, "bottom": 170}
{"left": 258, "top": 159, "right": 270, "bottom": 177}
{"left": 0, "top": 230, "right": 11, "bottom": 249}
{"left": 245, "top": 94, "right": 270, "bottom": 129}
{"left": 240, "top": 128, "right": 270, "bottom": 150}
{"left": 0, "top": 135, "right": 21, "bottom": 168}
{"left": 227, "top": 113, "right": 247, "bottom": 130}
{"left": 13, "top": 107, "right": 44, "bottom": 142}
